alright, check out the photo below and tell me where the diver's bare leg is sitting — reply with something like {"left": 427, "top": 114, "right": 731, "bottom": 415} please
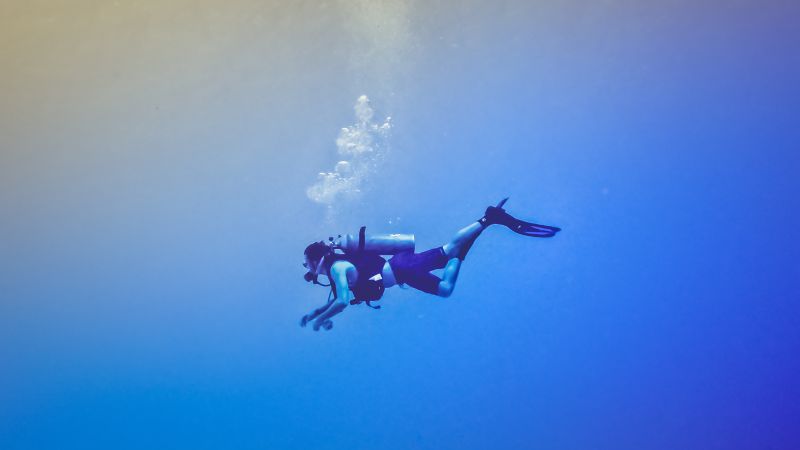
{"left": 436, "top": 258, "right": 462, "bottom": 297}
{"left": 432, "top": 220, "right": 488, "bottom": 297}
{"left": 442, "top": 222, "right": 483, "bottom": 259}
{"left": 436, "top": 222, "right": 483, "bottom": 297}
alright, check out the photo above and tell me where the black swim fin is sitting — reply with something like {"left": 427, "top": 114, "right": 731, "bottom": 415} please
{"left": 479, "top": 197, "right": 561, "bottom": 237}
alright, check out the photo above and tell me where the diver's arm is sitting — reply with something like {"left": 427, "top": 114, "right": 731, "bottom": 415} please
{"left": 300, "top": 300, "right": 333, "bottom": 327}
{"left": 312, "top": 263, "right": 352, "bottom": 330}
{"left": 312, "top": 302, "right": 346, "bottom": 331}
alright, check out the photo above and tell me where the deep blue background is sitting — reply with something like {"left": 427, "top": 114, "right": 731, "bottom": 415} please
{"left": 1, "top": 1, "right": 798, "bottom": 449}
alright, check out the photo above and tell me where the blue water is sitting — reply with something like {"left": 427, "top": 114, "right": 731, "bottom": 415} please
{"left": 1, "top": 2, "right": 798, "bottom": 449}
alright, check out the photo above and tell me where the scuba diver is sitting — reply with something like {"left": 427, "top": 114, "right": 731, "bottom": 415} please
{"left": 300, "top": 198, "right": 560, "bottom": 331}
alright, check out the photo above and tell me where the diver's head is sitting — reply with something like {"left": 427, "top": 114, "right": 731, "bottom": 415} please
{"left": 303, "top": 241, "right": 331, "bottom": 283}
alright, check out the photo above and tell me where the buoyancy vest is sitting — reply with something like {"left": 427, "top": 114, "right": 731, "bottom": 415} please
{"left": 326, "top": 227, "right": 387, "bottom": 308}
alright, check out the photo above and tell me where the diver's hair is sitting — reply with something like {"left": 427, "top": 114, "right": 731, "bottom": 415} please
{"left": 304, "top": 241, "right": 331, "bottom": 262}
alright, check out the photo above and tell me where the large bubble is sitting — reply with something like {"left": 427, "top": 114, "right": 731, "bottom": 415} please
{"left": 306, "top": 95, "right": 392, "bottom": 207}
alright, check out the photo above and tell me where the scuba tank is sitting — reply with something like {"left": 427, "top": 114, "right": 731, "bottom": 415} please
{"left": 335, "top": 227, "right": 415, "bottom": 255}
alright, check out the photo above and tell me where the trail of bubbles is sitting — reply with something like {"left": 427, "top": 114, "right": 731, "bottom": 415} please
{"left": 306, "top": 95, "right": 392, "bottom": 207}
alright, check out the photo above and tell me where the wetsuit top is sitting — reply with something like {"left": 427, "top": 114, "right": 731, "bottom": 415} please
{"left": 327, "top": 252, "right": 387, "bottom": 302}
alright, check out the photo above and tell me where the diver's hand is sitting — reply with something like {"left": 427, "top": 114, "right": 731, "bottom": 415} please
{"left": 313, "top": 319, "right": 333, "bottom": 331}
{"left": 300, "top": 314, "right": 311, "bottom": 327}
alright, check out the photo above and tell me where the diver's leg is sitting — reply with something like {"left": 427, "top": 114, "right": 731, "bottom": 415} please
{"left": 442, "top": 222, "right": 484, "bottom": 260}
{"left": 399, "top": 255, "right": 462, "bottom": 298}
{"left": 442, "top": 198, "right": 561, "bottom": 261}
{"left": 436, "top": 258, "right": 462, "bottom": 297}
{"left": 398, "top": 222, "right": 480, "bottom": 297}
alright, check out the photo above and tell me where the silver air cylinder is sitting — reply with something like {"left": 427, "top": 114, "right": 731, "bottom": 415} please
{"left": 338, "top": 232, "right": 415, "bottom": 255}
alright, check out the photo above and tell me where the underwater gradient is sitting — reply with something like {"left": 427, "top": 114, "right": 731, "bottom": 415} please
{"left": 1, "top": 1, "right": 798, "bottom": 449}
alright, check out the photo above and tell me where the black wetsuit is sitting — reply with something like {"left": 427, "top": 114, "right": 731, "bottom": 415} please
{"left": 388, "top": 247, "right": 450, "bottom": 295}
